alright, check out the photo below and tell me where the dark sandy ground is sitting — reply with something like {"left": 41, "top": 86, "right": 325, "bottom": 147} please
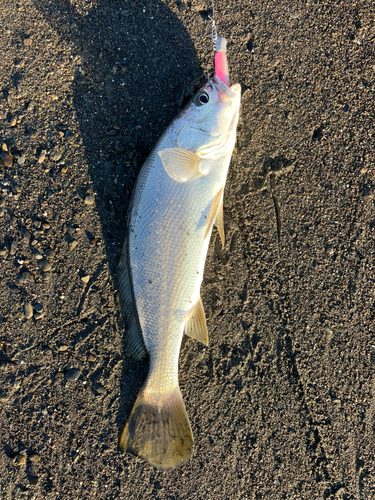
{"left": 1, "top": 0, "right": 375, "bottom": 498}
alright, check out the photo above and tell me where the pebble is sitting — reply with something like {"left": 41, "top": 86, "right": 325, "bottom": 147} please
{"left": 0, "top": 208, "right": 4, "bottom": 217}
{"left": 44, "top": 248, "right": 55, "bottom": 258}
{"left": 34, "top": 312, "right": 45, "bottom": 320}
{"left": 69, "top": 241, "right": 78, "bottom": 251}
{"left": 42, "top": 223, "right": 50, "bottom": 230}
{"left": 10, "top": 240, "right": 18, "bottom": 255}
{"left": 31, "top": 239, "right": 38, "bottom": 246}
{"left": 61, "top": 166, "right": 68, "bottom": 174}
{"left": 29, "top": 454, "right": 40, "bottom": 462}
{"left": 0, "top": 152, "right": 13, "bottom": 167}
{"left": 84, "top": 194, "right": 95, "bottom": 205}
{"left": 10, "top": 117, "right": 17, "bottom": 127}
{"left": 0, "top": 248, "right": 7, "bottom": 257}
{"left": 55, "top": 371, "right": 64, "bottom": 378}
{"left": 24, "top": 38, "right": 32, "bottom": 46}
{"left": 49, "top": 149, "right": 62, "bottom": 161}
{"left": 0, "top": 395, "right": 7, "bottom": 402}
{"left": 0, "top": 198, "right": 5, "bottom": 207}
{"left": 81, "top": 275, "right": 90, "bottom": 283}
{"left": 15, "top": 455, "right": 27, "bottom": 466}
{"left": 34, "top": 303, "right": 43, "bottom": 313}
{"left": 65, "top": 368, "right": 81, "bottom": 382}
{"left": 87, "top": 353, "right": 97, "bottom": 362}
{"left": 17, "top": 157, "right": 26, "bottom": 165}
{"left": 38, "top": 260, "right": 51, "bottom": 272}
{"left": 65, "top": 130, "right": 73, "bottom": 138}
{"left": 24, "top": 302, "right": 33, "bottom": 319}
{"left": 19, "top": 271, "right": 34, "bottom": 284}
{"left": 34, "top": 250, "right": 43, "bottom": 260}
{"left": 42, "top": 271, "right": 52, "bottom": 281}
{"left": 22, "top": 229, "right": 32, "bottom": 242}
{"left": 96, "top": 385, "right": 107, "bottom": 395}
{"left": 37, "top": 150, "right": 47, "bottom": 164}
{"left": 58, "top": 345, "right": 68, "bottom": 352}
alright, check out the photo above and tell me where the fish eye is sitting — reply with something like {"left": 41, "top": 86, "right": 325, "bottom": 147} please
{"left": 194, "top": 91, "right": 210, "bottom": 107}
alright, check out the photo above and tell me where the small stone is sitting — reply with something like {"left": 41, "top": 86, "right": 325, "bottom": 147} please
{"left": 19, "top": 271, "right": 34, "bottom": 284}
{"left": 81, "top": 275, "right": 90, "bottom": 283}
{"left": 31, "top": 239, "right": 38, "bottom": 246}
{"left": 34, "top": 250, "right": 43, "bottom": 260}
{"left": 121, "top": 9, "right": 129, "bottom": 16}
{"left": 2, "top": 143, "right": 7, "bottom": 151}
{"left": 0, "top": 395, "right": 7, "bottom": 402}
{"left": 65, "top": 368, "right": 81, "bottom": 382}
{"left": 22, "top": 229, "right": 32, "bottom": 242}
{"left": 10, "top": 240, "right": 18, "bottom": 255}
{"left": 65, "top": 130, "right": 73, "bottom": 138}
{"left": 0, "top": 152, "right": 13, "bottom": 167}
{"left": 29, "top": 454, "right": 40, "bottom": 462}
{"left": 69, "top": 241, "right": 78, "bottom": 250}
{"left": 96, "top": 385, "right": 107, "bottom": 395}
{"left": 55, "top": 371, "right": 64, "bottom": 378}
{"left": 0, "top": 248, "right": 7, "bottom": 257}
{"left": 34, "top": 303, "right": 43, "bottom": 313}
{"left": 24, "top": 302, "right": 33, "bottom": 319}
{"left": 24, "top": 38, "right": 32, "bottom": 46}
{"left": 0, "top": 198, "right": 5, "bottom": 207}
{"left": 34, "top": 312, "right": 45, "bottom": 320}
{"left": 49, "top": 149, "right": 62, "bottom": 162}
{"left": 42, "top": 271, "right": 52, "bottom": 281}
{"left": 37, "top": 150, "right": 47, "bottom": 164}
{"left": 87, "top": 354, "right": 97, "bottom": 362}
{"left": 10, "top": 117, "right": 17, "bottom": 127}
{"left": 44, "top": 248, "right": 55, "bottom": 258}
{"left": 42, "top": 223, "right": 50, "bottom": 230}
{"left": 61, "top": 166, "right": 68, "bottom": 174}
{"left": 38, "top": 260, "right": 51, "bottom": 272}
{"left": 0, "top": 208, "right": 4, "bottom": 217}
{"left": 16, "top": 454, "right": 27, "bottom": 466}
{"left": 84, "top": 195, "right": 95, "bottom": 205}
{"left": 58, "top": 345, "right": 68, "bottom": 352}
{"left": 17, "top": 156, "right": 26, "bottom": 165}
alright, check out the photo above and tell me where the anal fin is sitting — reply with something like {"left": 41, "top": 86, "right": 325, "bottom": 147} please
{"left": 184, "top": 297, "right": 208, "bottom": 346}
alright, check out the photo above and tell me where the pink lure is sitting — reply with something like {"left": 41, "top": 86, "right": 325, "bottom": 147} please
{"left": 215, "top": 36, "right": 230, "bottom": 86}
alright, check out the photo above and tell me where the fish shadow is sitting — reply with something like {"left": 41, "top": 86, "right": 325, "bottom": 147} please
{"left": 34, "top": 0, "right": 202, "bottom": 440}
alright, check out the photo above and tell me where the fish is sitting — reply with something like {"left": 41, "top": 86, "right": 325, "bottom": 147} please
{"left": 118, "top": 37, "right": 241, "bottom": 470}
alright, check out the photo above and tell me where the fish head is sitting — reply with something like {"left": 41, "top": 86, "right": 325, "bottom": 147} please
{"left": 177, "top": 77, "right": 241, "bottom": 157}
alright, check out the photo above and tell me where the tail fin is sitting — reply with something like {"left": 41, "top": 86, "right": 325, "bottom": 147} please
{"left": 119, "top": 387, "right": 193, "bottom": 470}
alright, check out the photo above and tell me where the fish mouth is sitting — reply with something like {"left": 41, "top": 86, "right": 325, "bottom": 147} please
{"left": 210, "top": 76, "right": 240, "bottom": 101}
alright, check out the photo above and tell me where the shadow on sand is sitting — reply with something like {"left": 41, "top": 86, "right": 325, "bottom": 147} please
{"left": 34, "top": 0, "right": 202, "bottom": 440}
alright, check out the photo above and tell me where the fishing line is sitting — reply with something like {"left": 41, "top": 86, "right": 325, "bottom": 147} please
{"left": 209, "top": 0, "right": 218, "bottom": 50}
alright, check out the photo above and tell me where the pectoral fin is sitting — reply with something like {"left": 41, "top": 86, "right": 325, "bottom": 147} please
{"left": 204, "top": 188, "right": 224, "bottom": 245}
{"left": 184, "top": 297, "right": 208, "bottom": 346}
{"left": 158, "top": 147, "right": 201, "bottom": 183}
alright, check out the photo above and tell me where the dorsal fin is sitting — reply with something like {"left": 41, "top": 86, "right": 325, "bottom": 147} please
{"left": 117, "top": 234, "right": 147, "bottom": 360}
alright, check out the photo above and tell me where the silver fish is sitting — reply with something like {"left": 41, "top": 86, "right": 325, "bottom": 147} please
{"left": 118, "top": 69, "right": 241, "bottom": 469}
